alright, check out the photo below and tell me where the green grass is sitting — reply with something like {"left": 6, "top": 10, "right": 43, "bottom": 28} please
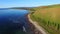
{"left": 30, "top": 4, "right": 60, "bottom": 34}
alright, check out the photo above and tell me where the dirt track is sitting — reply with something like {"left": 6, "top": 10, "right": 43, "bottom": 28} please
{"left": 27, "top": 14, "right": 47, "bottom": 34}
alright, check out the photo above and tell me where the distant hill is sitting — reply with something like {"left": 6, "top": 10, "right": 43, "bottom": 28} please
{"left": 10, "top": 7, "right": 33, "bottom": 10}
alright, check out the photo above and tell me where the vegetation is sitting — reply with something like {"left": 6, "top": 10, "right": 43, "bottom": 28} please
{"left": 30, "top": 4, "right": 60, "bottom": 34}
{"left": 10, "top": 7, "right": 35, "bottom": 10}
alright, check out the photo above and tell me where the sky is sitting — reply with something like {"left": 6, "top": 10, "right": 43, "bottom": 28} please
{"left": 0, "top": 0, "right": 60, "bottom": 8}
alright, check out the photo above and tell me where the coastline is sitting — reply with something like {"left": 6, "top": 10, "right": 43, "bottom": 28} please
{"left": 24, "top": 14, "right": 42, "bottom": 34}
{"left": 27, "top": 14, "right": 48, "bottom": 34}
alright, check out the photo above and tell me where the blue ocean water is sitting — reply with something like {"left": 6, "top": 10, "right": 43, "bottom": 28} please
{"left": 0, "top": 9, "right": 29, "bottom": 34}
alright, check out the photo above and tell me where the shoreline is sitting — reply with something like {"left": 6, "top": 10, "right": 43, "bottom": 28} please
{"left": 24, "top": 14, "right": 42, "bottom": 34}
{"left": 26, "top": 14, "right": 48, "bottom": 34}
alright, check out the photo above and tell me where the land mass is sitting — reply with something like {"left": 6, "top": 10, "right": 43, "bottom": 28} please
{"left": 30, "top": 4, "right": 60, "bottom": 34}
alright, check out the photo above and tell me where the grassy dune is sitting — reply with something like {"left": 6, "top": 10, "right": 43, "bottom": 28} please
{"left": 30, "top": 4, "right": 60, "bottom": 34}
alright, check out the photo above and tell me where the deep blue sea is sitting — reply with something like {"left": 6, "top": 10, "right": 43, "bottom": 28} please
{"left": 0, "top": 9, "right": 29, "bottom": 34}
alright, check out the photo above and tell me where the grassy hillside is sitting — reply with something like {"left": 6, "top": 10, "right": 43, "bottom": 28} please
{"left": 30, "top": 4, "right": 60, "bottom": 34}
